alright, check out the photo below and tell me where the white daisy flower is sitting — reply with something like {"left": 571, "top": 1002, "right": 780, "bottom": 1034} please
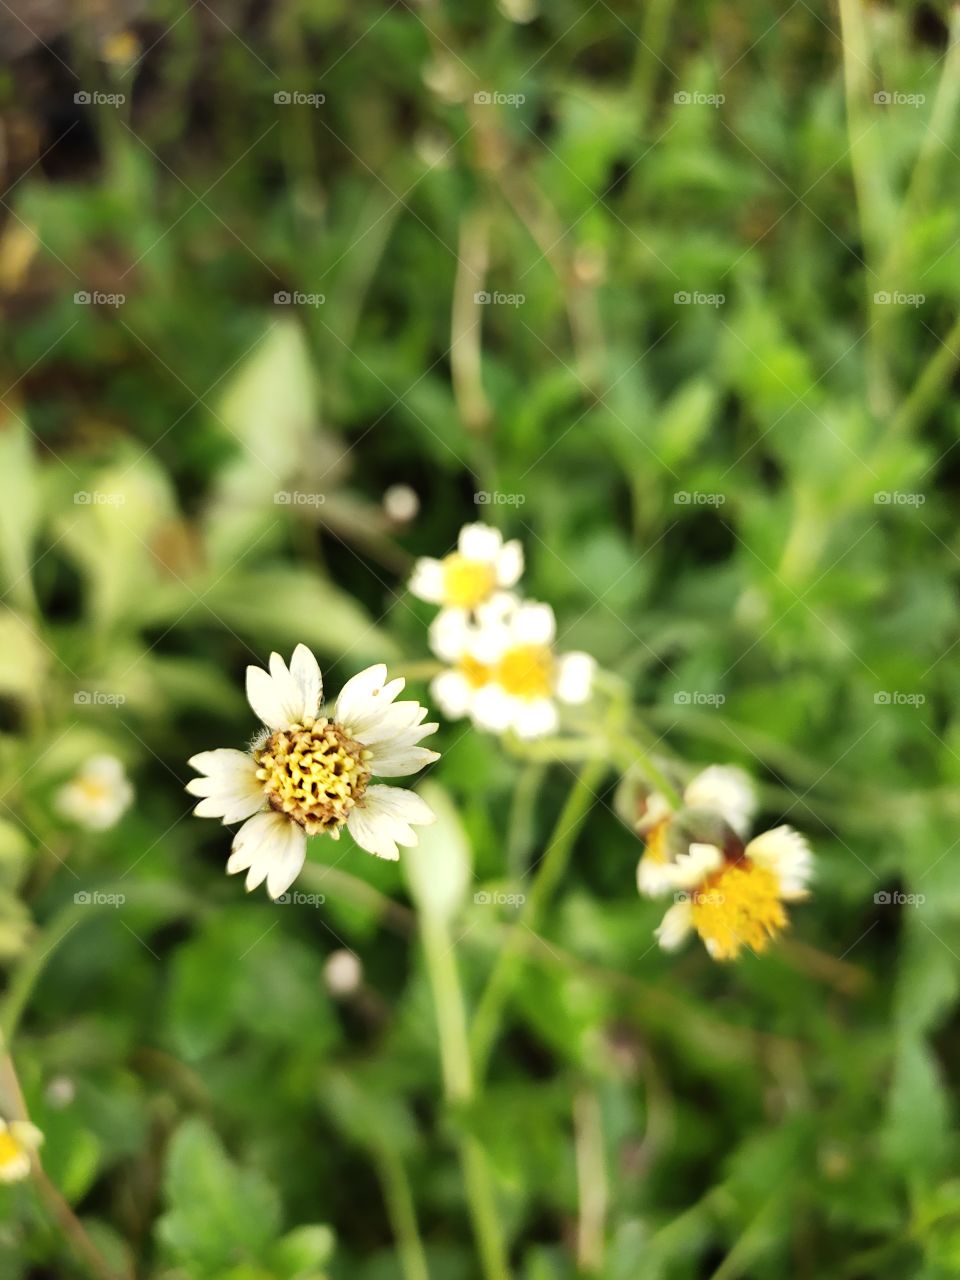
{"left": 56, "top": 754, "right": 133, "bottom": 831}
{"left": 0, "top": 1119, "right": 42, "bottom": 1183}
{"left": 409, "top": 522, "right": 523, "bottom": 614}
{"left": 636, "top": 764, "right": 756, "bottom": 897}
{"left": 428, "top": 594, "right": 595, "bottom": 739}
{"left": 187, "top": 645, "right": 440, "bottom": 899}
{"left": 654, "top": 825, "right": 813, "bottom": 962}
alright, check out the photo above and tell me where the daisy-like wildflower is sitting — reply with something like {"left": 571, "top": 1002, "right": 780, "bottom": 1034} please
{"left": 654, "top": 825, "right": 813, "bottom": 961}
{"left": 0, "top": 1119, "right": 42, "bottom": 1183}
{"left": 187, "top": 646, "right": 439, "bottom": 899}
{"left": 56, "top": 754, "right": 134, "bottom": 831}
{"left": 428, "top": 594, "right": 595, "bottom": 738}
{"left": 409, "top": 522, "right": 523, "bottom": 614}
{"left": 628, "top": 764, "right": 756, "bottom": 897}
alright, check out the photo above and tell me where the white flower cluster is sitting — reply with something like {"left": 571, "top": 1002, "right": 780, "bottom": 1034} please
{"left": 410, "top": 522, "right": 595, "bottom": 738}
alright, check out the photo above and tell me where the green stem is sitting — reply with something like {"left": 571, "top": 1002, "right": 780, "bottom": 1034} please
{"left": 372, "top": 1145, "right": 431, "bottom": 1280}
{"left": 886, "top": 309, "right": 960, "bottom": 441}
{"left": 470, "top": 757, "right": 607, "bottom": 1080}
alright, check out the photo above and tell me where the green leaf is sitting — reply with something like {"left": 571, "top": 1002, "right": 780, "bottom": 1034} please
{"left": 402, "top": 780, "right": 471, "bottom": 924}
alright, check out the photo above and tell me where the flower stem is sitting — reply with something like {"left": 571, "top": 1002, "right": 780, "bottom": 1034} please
{"left": 470, "top": 756, "right": 607, "bottom": 1080}
{"left": 372, "top": 1144, "right": 431, "bottom": 1280}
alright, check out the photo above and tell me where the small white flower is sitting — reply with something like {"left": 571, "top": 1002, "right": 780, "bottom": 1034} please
{"left": 428, "top": 595, "right": 595, "bottom": 739}
{"left": 187, "top": 646, "right": 440, "bottom": 899}
{"left": 409, "top": 522, "right": 523, "bottom": 614}
{"left": 653, "top": 825, "right": 813, "bottom": 962}
{"left": 0, "top": 1118, "right": 42, "bottom": 1183}
{"left": 56, "top": 755, "right": 133, "bottom": 831}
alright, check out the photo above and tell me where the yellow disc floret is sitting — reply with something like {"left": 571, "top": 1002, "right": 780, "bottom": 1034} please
{"left": 458, "top": 654, "right": 492, "bottom": 688}
{"left": 441, "top": 554, "right": 497, "bottom": 608}
{"left": 494, "top": 644, "right": 554, "bottom": 700}
{"left": 255, "top": 717, "right": 371, "bottom": 837}
{"left": 689, "top": 860, "right": 787, "bottom": 961}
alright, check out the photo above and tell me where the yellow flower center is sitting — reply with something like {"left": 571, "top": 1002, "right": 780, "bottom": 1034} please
{"left": 458, "top": 655, "right": 492, "bottom": 688}
{"left": 690, "top": 860, "right": 787, "bottom": 961}
{"left": 79, "top": 779, "right": 109, "bottom": 804}
{"left": 0, "top": 1130, "right": 25, "bottom": 1171}
{"left": 441, "top": 554, "right": 496, "bottom": 608}
{"left": 643, "top": 819, "right": 670, "bottom": 865}
{"left": 494, "top": 644, "right": 554, "bottom": 700}
{"left": 255, "top": 717, "right": 371, "bottom": 837}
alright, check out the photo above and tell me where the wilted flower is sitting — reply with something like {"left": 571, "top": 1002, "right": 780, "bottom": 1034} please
{"left": 187, "top": 646, "right": 439, "bottom": 899}
{"left": 429, "top": 594, "right": 595, "bottom": 738}
{"left": 410, "top": 522, "right": 522, "bottom": 615}
{"left": 56, "top": 755, "right": 133, "bottom": 831}
{"left": 654, "top": 826, "right": 813, "bottom": 961}
{"left": 625, "top": 764, "right": 755, "bottom": 897}
{"left": 0, "top": 1119, "right": 42, "bottom": 1183}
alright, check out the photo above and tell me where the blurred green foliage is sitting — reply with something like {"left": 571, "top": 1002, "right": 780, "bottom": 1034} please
{"left": 0, "top": 0, "right": 960, "bottom": 1276}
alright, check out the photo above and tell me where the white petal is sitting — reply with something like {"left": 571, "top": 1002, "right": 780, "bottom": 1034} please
{"left": 186, "top": 749, "right": 264, "bottom": 822}
{"left": 227, "top": 810, "right": 307, "bottom": 899}
{"left": 409, "top": 557, "right": 446, "bottom": 603}
{"left": 496, "top": 539, "right": 523, "bottom": 587}
{"left": 513, "top": 697, "right": 558, "bottom": 739}
{"left": 431, "top": 670, "right": 473, "bottom": 718}
{"left": 458, "top": 522, "right": 502, "bottom": 560}
{"left": 670, "top": 842, "right": 724, "bottom": 889}
{"left": 246, "top": 663, "right": 292, "bottom": 730}
{"left": 334, "top": 664, "right": 390, "bottom": 730}
{"left": 555, "top": 652, "right": 595, "bottom": 705}
{"left": 637, "top": 855, "right": 679, "bottom": 897}
{"left": 655, "top": 901, "right": 694, "bottom": 951}
{"left": 429, "top": 609, "right": 471, "bottom": 662}
{"left": 511, "top": 602, "right": 555, "bottom": 646}
{"left": 684, "top": 765, "right": 756, "bottom": 838}
{"left": 188, "top": 748, "right": 252, "bottom": 779}
{"left": 347, "top": 784, "right": 435, "bottom": 860}
{"left": 289, "top": 643, "right": 323, "bottom": 720}
{"left": 369, "top": 742, "right": 441, "bottom": 777}
{"left": 746, "top": 825, "right": 812, "bottom": 898}
{"left": 471, "top": 685, "right": 515, "bottom": 734}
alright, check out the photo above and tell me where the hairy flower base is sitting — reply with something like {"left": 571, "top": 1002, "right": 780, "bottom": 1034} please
{"left": 255, "top": 717, "right": 372, "bottom": 835}
{"left": 689, "top": 861, "right": 787, "bottom": 961}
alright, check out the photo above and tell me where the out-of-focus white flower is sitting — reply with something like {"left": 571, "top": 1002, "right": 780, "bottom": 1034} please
{"left": 323, "top": 948, "right": 363, "bottom": 997}
{"left": 409, "top": 523, "right": 523, "bottom": 615}
{"left": 0, "top": 1119, "right": 42, "bottom": 1183}
{"left": 383, "top": 484, "right": 420, "bottom": 523}
{"left": 56, "top": 755, "right": 133, "bottom": 831}
{"left": 187, "top": 646, "right": 439, "bottom": 899}
{"left": 654, "top": 825, "right": 812, "bottom": 962}
{"left": 429, "top": 594, "right": 595, "bottom": 739}
{"left": 636, "top": 765, "right": 756, "bottom": 897}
